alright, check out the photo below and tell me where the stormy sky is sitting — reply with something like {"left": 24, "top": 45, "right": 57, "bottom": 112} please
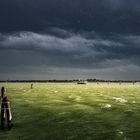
{"left": 0, "top": 0, "right": 140, "bottom": 80}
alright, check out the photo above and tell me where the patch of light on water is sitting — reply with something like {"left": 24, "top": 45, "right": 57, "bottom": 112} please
{"left": 68, "top": 95, "right": 82, "bottom": 102}
{"left": 113, "top": 97, "right": 128, "bottom": 103}
{"left": 118, "top": 131, "right": 123, "bottom": 135}
{"left": 132, "top": 101, "right": 136, "bottom": 103}
{"left": 101, "top": 104, "right": 112, "bottom": 109}
{"left": 99, "top": 94, "right": 103, "bottom": 96}
{"left": 116, "top": 130, "right": 127, "bottom": 140}
{"left": 59, "top": 112, "right": 70, "bottom": 115}
{"left": 12, "top": 89, "right": 17, "bottom": 91}
{"left": 75, "top": 96, "right": 82, "bottom": 102}
{"left": 116, "top": 129, "right": 124, "bottom": 136}
{"left": 68, "top": 95, "right": 73, "bottom": 98}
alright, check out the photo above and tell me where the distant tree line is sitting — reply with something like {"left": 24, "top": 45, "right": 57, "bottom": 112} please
{"left": 86, "top": 79, "right": 139, "bottom": 83}
{"left": 0, "top": 79, "right": 139, "bottom": 83}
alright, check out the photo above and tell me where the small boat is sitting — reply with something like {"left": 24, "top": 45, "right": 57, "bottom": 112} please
{"left": 77, "top": 80, "right": 87, "bottom": 84}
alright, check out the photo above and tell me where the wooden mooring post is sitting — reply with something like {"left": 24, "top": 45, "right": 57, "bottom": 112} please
{"left": 0, "top": 87, "right": 13, "bottom": 129}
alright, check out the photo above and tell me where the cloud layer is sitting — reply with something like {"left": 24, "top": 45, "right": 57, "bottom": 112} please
{"left": 0, "top": 0, "right": 140, "bottom": 33}
{"left": 0, "top": 0, "right": 140, "bottom": 80}
{"left": 0, "top": 29, "right": 140, "bottom": 80}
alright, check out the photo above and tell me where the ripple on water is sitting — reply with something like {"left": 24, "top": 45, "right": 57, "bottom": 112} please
{"left": 113, "top": 97, "right": 128, "bottom": 103}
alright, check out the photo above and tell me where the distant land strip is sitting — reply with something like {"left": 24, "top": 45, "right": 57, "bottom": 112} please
{"left": 0, "top": 79, "right": 139, "bottom": 83}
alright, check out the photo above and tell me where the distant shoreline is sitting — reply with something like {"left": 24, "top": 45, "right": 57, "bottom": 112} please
{"left": 0, "top": 80, "right": 139, "bottom": 83}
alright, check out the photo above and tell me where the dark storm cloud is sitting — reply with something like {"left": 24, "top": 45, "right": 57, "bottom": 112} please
{"left": 0, "top": 29, "right": 140, "bottom": 69}
{"left": 0, "top": 0, "right": 140, "bottom": 33}
{"left": 0, "top": 1, "right": 140, "bottom": 80}
{"left": 0, "top": 29, "right": 140, "bottom": 80}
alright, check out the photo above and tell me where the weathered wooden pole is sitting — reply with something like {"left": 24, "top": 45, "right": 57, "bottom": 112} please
{"left": 0, "top": 87, "right": 13, "bottom": 129}
{"left": 31, "top": 84, "right": 33, "bottom": 89}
